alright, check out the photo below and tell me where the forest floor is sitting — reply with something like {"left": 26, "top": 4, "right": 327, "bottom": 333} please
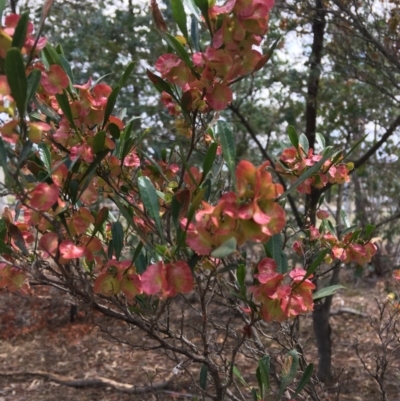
{"left": 0, "top": 272, "right": 400, "bottom": 401}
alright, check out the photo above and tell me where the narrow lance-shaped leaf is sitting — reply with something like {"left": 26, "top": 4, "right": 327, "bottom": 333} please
{"left": 118, "top": 61, "right": 136, "bottom": 88}
{"left": 146, "top": 70, "right": 177, "bottom": 100}
{"left": 256, "top": 355, "right": 270, "bottom": 399}
{"left": 43, "top": 43, "right": 62, "bottom": 66}
{"left": 12, "top": 11, "right": 29, "bottom": 50}
{"left": 0, "top": 0, "right": 6, "bottom": 20}
{"left": 184, "top": 0, "right": 201, "bottom": 19}
{"left": 171, "top": 0, "right": 189, "bottom": 40}
{"left": 0, "top": 138, "right": 12, "bottom": 183}
{"left": 111, "top": 221, "right": 124, "bottom": 261}
{"left": 59, "top": 54, "right": 75, "bottom": 87}
{"left": 292, "top": 249, "right": 329, "bottom": 291}
{"left": 27, "top": 69, "right": 41, "bottom": 106}
{"left": 287, "top": 125, "right": 299, "bottom": 149}
{"left": 313, "top": 284, "right": 345, "bottom": 301}
{"left": 164, "top": 33, "right": 195, "bottom": 73}
{"left": 293, "top": 363, "right": 314, "bottom": 397}
{"left": 217, "top": 121, "right": 236, "bottom": 186}
{"left": 201, "top": 142, "right": 218, "bottom": 183}
{"left": 299, "top": 133, "right": 309, "bottom": 155}
{"left": 232, "top": 365, "right": 248, "bottom": 387}
{"left": 199, "top": 364, "right": 208, "bottom": 390}
{"left": 278, "top": 349, "right": 299, "bottom": 398}
{"left": 38, "top": 143, "right": 52, "bottom": 173}
{"left": 102, "top": 85, "right": 120, "bottom": 129}
{"left": 93, "top": 131, "right": 106, "bottom": 154}
{"left": 55, "top": 90, "right": 76, "bottom": 129}
{"left": 5, "top": 48, "right": 27, "bottom": 118}
{"left": 237, "top": 263, "right": 246, "bottom": 294}
{"left": 316, "top": 132, "right": 326, "bottom": 150}
{"left": 194, "top": 0, "right": 211, "bottom": 32}
{"left": 138, "top": 176, "right": 164, "bottom": 240}
{"left": 264, "top": 234, "right": 286, "bottom": 273}
{"left": 190, "top": 15, "right": 200, "bottom": 51}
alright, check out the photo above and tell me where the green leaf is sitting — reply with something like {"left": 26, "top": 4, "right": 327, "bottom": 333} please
{"left": 341, "top": 224, "right": 358, "bottom": 236}
{"left": 164, "top": 32, "right": 195, "bottom": 72}
{"left": 138, "top": 176, "right": 163, "bottom": 239}
{"left": 12, "top": 11, "right": 29, "bottom": 50}
{"left": 251, "top": 388, "right": 258, "bottom": 401}
{"left": 171, "top": 194, "right": 182, "bottom": 232}
{"left": 264, "top": 234, "right": 287, "bottom": 273}
{"left": 217, "top": 121, "right": 236, "bottom": 186}
{"left": 308, "top": 249, "right": 328, "bottom": 276}
{"left": 171, "top": 0, "right": 189, "bottom": 40}
{"left": 193, "top": 0, "right": 211, "bottom": 31}
{"left": 5, "top": 47, "right": 27, "bottom": 118}
{"left": 111, "top": 221, "right": 124, "bottom": 260}
{"left": 184, "top": 0, "right": 202, "bottom": 19}
{"left": 17, "top": 141, "right": 33, "bottom": 168}
{"left": 27, "top": 69, "right": 42, "bottom": 106}
{"left": 0, "top": 138, "right": 12, "bottom": 183}
{"left": 278, "top": 350, "right": 300, "bottom": 398}
{"left": 131, "top": 242, "right": 144, "bottom": 267}
{"left": 287, "top": 125, "right": 299, "bottom": 148}
{"left": 313, "top": 284, "right": 345, "bottom": 300}
{"left": 69, "top": 180, "right": 79, "bottom": 204}
{"left": 315, "top": 132, "right": 326, "bottom": 150}
{"left": 146, "top": 69, "right": 176, "bottom": 99}
{"left": 34, "top": 98, "right": 60, "bottom": 122}
{"left": 59, "top": 55, "right": 75, "bottom": 86}
{"left": 0, "top": 0, "right": 6, "bottom": 20}
{"left": 365, "top": 224, "right": 375, "bottom": 238}
{"left": 340, "top": 210, "right": 350, "bottom": 228}
{"left": 93, "top": 131, "right": 106, "bottom": 154}
{"left": 299, "top": 133, "right": 309, "bottom": 155}
{"left": 55, "top": 91, "right": 76, "bottom": 129}
{"left": 277, "top": 148, "right": 334, "bottom": 200}
{"left": 108, "top": 123, "right": 120, "bottom": 140}
{"left": 92, "top": 206, "right": 109, "bottom": 238}
{"left": 256, "top": 355, "right": 270, "bottom": 399}
{"left": 118, "top": 61, "right": 136, "bottom": 88}
{"left": 0, "top": 239, "right": 12, "bottom": 255}
{"left": 233, "top": 365, "right": 248, "bottom": 387}
{"left": 190, "top": 15, "right": 200, "bottom": 51}
{"left": 43, "top": 43, "right": 62, "bottom": 66}
{"left": 202, "top": 142, "right": 218, "bottom": 182}
{"left": 211, "top": 237, "right": 237, "bottom": 258}
{"left": 199, "top": 364, "right": 208, "bottom": 390}
{"left": 38, "top": 143, "right": 52, "bottom": 173}
{"left": 102, "top": 85, "right": 120, "bottom": 129}
{"left": 294, "top": 363, "right": 314, "bottom": 397}
{"left": 237, "top": 263, "right": 246, "bottom": 294}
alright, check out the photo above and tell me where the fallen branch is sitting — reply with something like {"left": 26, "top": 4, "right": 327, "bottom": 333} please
{"left": 330, "top": 307, "right": 368, "bottom": 318}
{"left": 0, "top": 370, "right": 174, "bottom": 394}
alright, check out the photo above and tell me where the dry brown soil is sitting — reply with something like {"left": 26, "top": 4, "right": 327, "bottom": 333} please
{"left": 1, "top": 276, "right": 400, "bottom": 401}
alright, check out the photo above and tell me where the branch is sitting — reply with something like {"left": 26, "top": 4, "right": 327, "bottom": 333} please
{"left": 0, "top": 370, "right": 174, "bottom": 394}
{"left": 304, "top": 0, "right": 326, "bottom": 148}
{"left": 353, "top": 114, "right": 400, "bottom": 170}
{"left": 375, "top": 210, "right": 400, "bottom": 229}
{"left": 331, "top": 0, "right": 400, "bottom": 71}
{"left": 228, "top": 103, "right": 304, "bottom": 228}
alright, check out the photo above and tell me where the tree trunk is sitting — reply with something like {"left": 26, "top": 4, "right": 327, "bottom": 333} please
{"left": 312, "top": 301, "right": 333, "bottom": 382}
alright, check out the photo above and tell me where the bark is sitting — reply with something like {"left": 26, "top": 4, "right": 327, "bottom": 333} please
{"left": 304, "top": 0, "right": 334, "bottom": 382}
